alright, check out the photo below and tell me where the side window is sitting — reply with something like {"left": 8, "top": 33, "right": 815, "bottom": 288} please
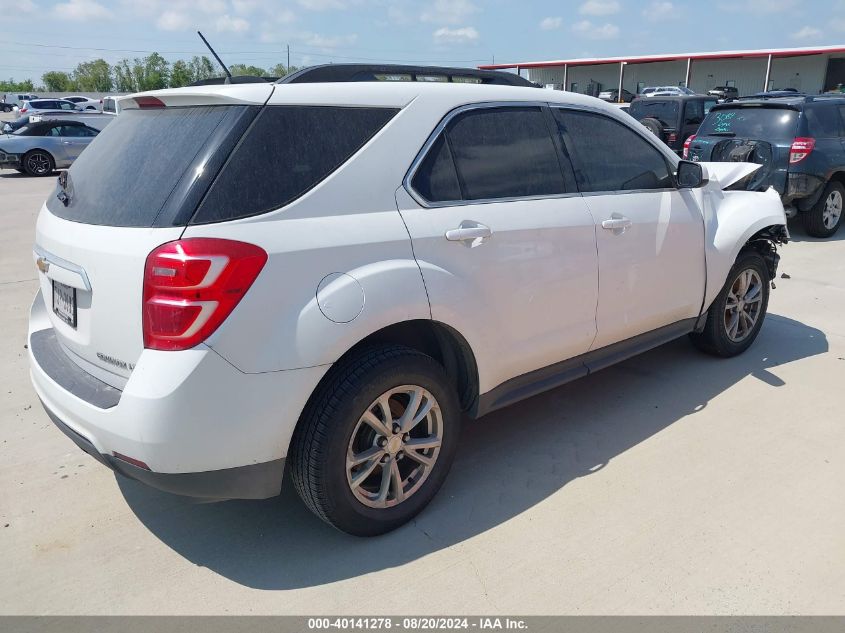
{"left": 683, "top": 100, "right": 704, "bottom": 125}
{"left": 411, "top": 134, "right": 462, "bottom": 203}
{"left": 805, "top": 105, "right": 842, "bottom": 138}
{"left": 444, "top": 107, "right": 566, "bottom": 201}
{"left": 553, "top": 109, "right": 673, "bottom": 192}
{"left": 193, "top": 105, "right": 398, "bottom": 224}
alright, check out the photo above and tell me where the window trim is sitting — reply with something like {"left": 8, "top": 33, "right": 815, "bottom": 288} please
{"left": 404, "top": 100, "right": 582, "bottom": 208}
{"left": 549, "top": 104, "right": 680, "bottom": 196}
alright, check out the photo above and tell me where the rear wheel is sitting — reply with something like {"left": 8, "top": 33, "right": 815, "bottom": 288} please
{"left": 289, "top": 345, "right": 461, "bottom": 536}
{"left": 690, "top": 250, "right": 770, "bottom": 357}
{"left": 803, "top": 181, "right": 843, "bottom": 238}
{"left": 22, "top": 150, "right": 54, "bottom": 177}
{"left": 640, "top": 117, "right": 665, "bottom": 141}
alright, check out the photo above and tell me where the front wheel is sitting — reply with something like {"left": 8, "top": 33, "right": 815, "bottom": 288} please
{"left": 289, "top": 345, "right": 461, "bottom": 536}
{"left": 22, "top": 150, "right": 54, "bottom": 176}
{"left": 690, "top": 250, "right": 770, "bottom": 357}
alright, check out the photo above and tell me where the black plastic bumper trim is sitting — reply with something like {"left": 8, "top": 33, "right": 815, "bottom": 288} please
{"left": 42, "top": 403, "right": 285, "bottom": 501}
{"left": 30, "top": 328, "right": 122, "bottom": 409}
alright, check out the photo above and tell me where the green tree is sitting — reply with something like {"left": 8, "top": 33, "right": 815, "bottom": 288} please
{"left": 136, "top": 52, "right": 169, "bottom": 90}
{"left": 0, "top": 78, "right": 35, "bottom": 92}
{"left": 42, "top": 71, "right": 76, "bottom": 92}
{"left": 269, "top": 63, "right": 298, "bottom": 78}
{"left": 188, "top": 56, "right": 216, "bottom": 82}
{"left": 169, "top": 60, "right": 193, "bottom": 88}
{"left": 73, "top": 59, "right": 112, "bottom": 92}
{"left": 228, "top": 63, "right": 266, "bottom": 77}
{"left": 112, "top": 59, "right": 135, "bottom": 92}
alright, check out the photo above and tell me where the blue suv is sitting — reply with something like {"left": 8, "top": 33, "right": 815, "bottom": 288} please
{"left": 686, "top": 95, "right": 845, "bottom": 237}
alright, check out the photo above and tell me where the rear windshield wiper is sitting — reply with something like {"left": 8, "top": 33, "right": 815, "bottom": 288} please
{"left": 707, "top": 131, "right": 736, "bottom": 137}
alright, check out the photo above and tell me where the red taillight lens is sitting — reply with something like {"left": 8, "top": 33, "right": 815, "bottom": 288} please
{"left": 134, "top": 96, "right": 165, "bottom": 109}
{"left": 789, "top": 137, "right": 815, "bottom": 164}
{"left": 668, "top": 132, "right": 677, "bottom": 144}
{"left": 682, "top": 134, "right": 696, "bottom": 159}
{"left": 143, "top": 238, "right": 267, "bottom": 351}
{"left": 20, "top": 107, "right": 27, "bottom": 113}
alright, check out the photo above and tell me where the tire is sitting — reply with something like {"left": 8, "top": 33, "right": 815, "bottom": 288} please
{"left": 14, "top": 168, "right": 25, "bottom": 173}
{"left": 802, "top": 180, "right": 844, "bottom": 238}
{"left": 289, "top": 345, "right": 461, "bottom": 536}
{"left": 690, "top": 250, "right": 770, "bottom": 357}
{"left": 640, "top": 117, "right": 665, "bottom": 141}
{"left": 22, "top": 150, "right": 54, "bottom": 177}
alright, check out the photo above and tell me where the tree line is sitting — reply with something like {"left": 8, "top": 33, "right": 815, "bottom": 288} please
{"left": 1, "top": 54, "right": 297, "bottom": 94}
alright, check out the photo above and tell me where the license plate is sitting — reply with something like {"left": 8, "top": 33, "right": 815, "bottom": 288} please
{"left": 52, "top": 280, "right": 77, "bottom": 328}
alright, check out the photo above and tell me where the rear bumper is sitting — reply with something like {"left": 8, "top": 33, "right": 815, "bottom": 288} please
{"left": 28, "top": 290, "right": 329, "bottom": 500}
{"left": 43, "top": 403, "right": 285, "bottom": 500}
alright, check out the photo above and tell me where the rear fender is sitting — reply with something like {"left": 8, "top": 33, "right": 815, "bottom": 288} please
{"left": 700, "top": 182, "right": 787, "bottom": 310}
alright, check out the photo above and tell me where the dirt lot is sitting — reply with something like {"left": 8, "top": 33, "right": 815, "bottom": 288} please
{"left": 1, "top": 164, "right": 844, "bottom": 615}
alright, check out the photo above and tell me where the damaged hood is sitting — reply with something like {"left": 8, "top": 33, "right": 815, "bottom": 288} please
{"left": 698, "top": 162, "right": 762, "bottom": 190}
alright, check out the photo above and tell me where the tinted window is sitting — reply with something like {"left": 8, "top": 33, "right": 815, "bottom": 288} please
{"left": 554, "top": 109, "right": 673, "bottom": 192}
{"left": 59, "top": 125, "right": 97, "bottom": 137}
{"left": 411, "top": 134, "right": 461, "bottom": 203}
{"left": 630, "top": 99, "right": 679, "bottom": 127}
{"left": 47, "top": 105, "right": 257, "bottom": 227}
{"left": 698, "top": 107, "right": 799, "bottom": 140}
{"left": 804, "top": 104, "right": 842, "bottom": 137}
{"left": 683, "top": 100, "right": 705, "bottom": 126}
{"left": 704, "top": 99, "right": 717, "bottom": 115}
{"left": 444, "top": 107, "right": 566, "bottom": 200}
{"left": 193, "top": 106, "right": 398, "bottom": 224}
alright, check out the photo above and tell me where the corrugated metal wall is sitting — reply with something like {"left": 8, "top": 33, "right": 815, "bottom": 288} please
{"left": 527, "top": 54, "right": 833, "bottom": 97}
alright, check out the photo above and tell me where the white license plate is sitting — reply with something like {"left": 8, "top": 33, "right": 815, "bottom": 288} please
{"left": 52, "top": 280, "right": 77, "bottom": 328}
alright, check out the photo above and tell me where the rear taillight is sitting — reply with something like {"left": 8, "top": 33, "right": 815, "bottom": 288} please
{"left": 20, "top": 107, "right": 27, "bottom": 113}
{"left": 668, "top": 132, "right": 677, "bottom": 145}
{"left": 789, "top": 137, "right": 815, "bottom": 164}
{"left": 682, "top": 134, "right": 696, "bottom": 159}
{"left": 143, "top": 238, "right": 267, "bottom": 351}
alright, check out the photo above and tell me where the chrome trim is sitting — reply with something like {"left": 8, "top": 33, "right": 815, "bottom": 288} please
{"left": 32, "top": 245, "right": 92, "bottom": 291}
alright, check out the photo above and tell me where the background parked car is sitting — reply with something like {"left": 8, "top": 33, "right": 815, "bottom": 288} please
{"left": 0, "top": 118, "right": 101, "bottom": 176}
{"left": 686, "top": 95, "right": 845, "bottom": 237}
{"left": 629, "top": 94, "right": 718, "bottom": 154}
{"left": 641, "top": 86, "right": 696, "bottom": 97}
{"left": 2, "top": 93, "right": 39, "bottom": 112}
{"left": 63, "top": 95, "right": 102, "bottom": 112}
{"left": 598, "top": 88, "right": 635, "bottom": 103}
{"left": 101, "top": 96, "right": 123, "bottom": 115}
{"left": 18, "top": 99, "right": 84, "bottom": 117}
{"left": 707, "top": 86, "right": 740, "bottom": 102}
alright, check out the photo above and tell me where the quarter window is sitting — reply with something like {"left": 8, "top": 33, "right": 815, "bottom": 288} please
{"left": 553, "top": 109, "right": 673, "bottom": 192}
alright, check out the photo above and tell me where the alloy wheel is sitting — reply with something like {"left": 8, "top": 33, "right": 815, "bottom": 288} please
{"left": 823, "top": 189, "right": 843, "bottom": 230}
{"left": 26, "top": 153, "right": 51, "bottom": 175}
{"left": 724, "top": 268, "right": 764, "bottom": 342}
{"left": 346, "top": 385, "right": 443, "bottom": 509}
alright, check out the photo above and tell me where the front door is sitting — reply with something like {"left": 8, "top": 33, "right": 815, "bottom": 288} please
{"left": 396, "top": 104, "right": 599, "bottom": 394}
{"left": 551, "top": 106, "right": 706, "bottom": 350}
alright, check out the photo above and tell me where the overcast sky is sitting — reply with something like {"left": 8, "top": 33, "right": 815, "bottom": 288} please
{"left": 1, "top": 0, "right": 840, "bottom": 82}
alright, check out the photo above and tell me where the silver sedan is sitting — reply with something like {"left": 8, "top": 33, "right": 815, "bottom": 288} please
{"left": 0, "top": 119, "right": 101, "bottom": 176}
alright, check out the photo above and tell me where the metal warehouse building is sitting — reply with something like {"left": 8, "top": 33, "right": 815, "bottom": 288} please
{"left": 479, "top": 44, "right": 845, "bottom": 97}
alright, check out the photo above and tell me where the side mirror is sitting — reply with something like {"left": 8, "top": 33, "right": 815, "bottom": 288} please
{"left": 676, "top": 160, "right": 704, "bottom": 188}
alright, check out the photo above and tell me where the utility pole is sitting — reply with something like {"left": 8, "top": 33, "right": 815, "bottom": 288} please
{"left": 287, "top": 44, "right": 290, "bottom": 72}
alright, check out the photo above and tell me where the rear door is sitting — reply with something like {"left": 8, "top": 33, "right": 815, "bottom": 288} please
{"left": 33, "top": 92, "right": 270, "bottom": 387}
{"left": 551, "top": 106, "right": 705, "bottom": 350}
{"left": 397, "top": 104, "right": 599, "bottom": 392}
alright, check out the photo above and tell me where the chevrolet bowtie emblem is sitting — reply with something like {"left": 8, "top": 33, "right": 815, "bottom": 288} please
{"left": 36, "top": 257, "right": 50, "bottom": 274}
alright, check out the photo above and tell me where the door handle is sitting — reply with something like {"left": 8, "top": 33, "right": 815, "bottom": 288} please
{"left": 445, "top": 223, "right": 492, "bottom": 242}
{"left": 601, "top": 217, "right": 632, "bottom": 231}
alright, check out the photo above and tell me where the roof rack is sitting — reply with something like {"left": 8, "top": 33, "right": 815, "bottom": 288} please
{"left": 276, "top": 64, "right": 537, "bottom": 87}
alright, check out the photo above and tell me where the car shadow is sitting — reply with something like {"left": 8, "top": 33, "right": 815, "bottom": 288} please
{"left": 786, "top": 217, "right": 845, "bottom": 243}
{"left": 118, "top": 313, "right": 827, "bottom": 590}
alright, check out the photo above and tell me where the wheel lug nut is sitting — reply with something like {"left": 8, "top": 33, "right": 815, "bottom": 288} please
{"left": 396, "top": 452, "right": 404, "bottom": 460}
{"left": 392, "top": 424, "right": 401, "bottom": 434}
{"left": 377, "top": 437, "right": 387, "bottom": 447}
{"left": 402, "top": 434, "right": 410, "bottom": 442}
{"left": 381, "top": 454, "right": 390, "bottom": 464}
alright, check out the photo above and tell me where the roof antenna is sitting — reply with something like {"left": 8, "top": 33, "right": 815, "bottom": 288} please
{"left": 197, "top": 30, "right": 232, "bottom": 83}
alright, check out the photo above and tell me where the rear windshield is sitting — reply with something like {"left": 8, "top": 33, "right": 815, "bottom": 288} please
{"left": 629, "top": 100, "right": 679, "bottom": 127}
{"left": 47, "top": 106, "right": 258, "bottom": 227}
{"left": 698, "top": 106, "right": 799, "bottom": 140}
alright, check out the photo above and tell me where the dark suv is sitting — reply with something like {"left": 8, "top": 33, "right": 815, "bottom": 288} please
{"left": 686, "top": 96, "right": 845, "bottom": 237}
{"left": 629, "top": 95, "right": 718, "bottom": 154}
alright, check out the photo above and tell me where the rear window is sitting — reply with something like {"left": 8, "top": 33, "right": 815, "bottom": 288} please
{"left": 191, "top": 106, "right": 398, "bottom": 224}
{"left": 630, "top": 100, "right": 679, "bottom": 127}
{"left": 47, "top": 105, "right": 258, "bottom": 227}
{"left": 699, "top": 106, "right": 799, "bottom": 140}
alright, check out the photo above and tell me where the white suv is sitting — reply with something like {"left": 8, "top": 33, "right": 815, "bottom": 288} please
{"left": 28, "top": 75, "right": 788, "bottom": 535}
